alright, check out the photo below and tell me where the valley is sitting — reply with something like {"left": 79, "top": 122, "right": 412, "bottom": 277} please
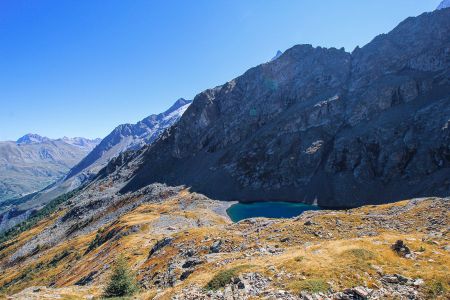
{"left": 0, "top": 135, "right": 100, "bottom": 204}
{"left": 0, "top": 179, "right": 448, "bottom": 299}
{"left": 0, "top": 2, "right": 449, "bottom": 300}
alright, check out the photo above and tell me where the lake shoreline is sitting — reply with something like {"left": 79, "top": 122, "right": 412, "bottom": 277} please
{"left": 226, "top": 201, "right": 322, "bottom": 222}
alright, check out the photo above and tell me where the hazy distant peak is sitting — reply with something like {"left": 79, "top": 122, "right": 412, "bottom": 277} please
{"left": 16, "top": 133, "right": 50, "bottom": 144}
{"left": 165, "top": 98, "right": 192, "bottom": 114}
{"left": 15, "top": 134, "right": 100, "bottom": 147}
{"left": 270, "top": 50, "right": 283, "bottom": 62}
{"left": 59, "top": 137, "right": 102, "bottom": 147}
{"left": 437, "top": 0, "right": 450, "bottom": 10}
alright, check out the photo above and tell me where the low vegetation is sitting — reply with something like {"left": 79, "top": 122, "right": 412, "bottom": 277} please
{"left": 342, "top": 248, "right": 376, "bottom": 260}
{"left": 205, "top": 265, "right": 252, "bottom": 290}
{"left": 0, "top": 187, "right": 82, "bottom": 244}
{"left": 0, "top": 194, "right": 448, "bottom": 299}
{"left": 426, "top": 280, "right": 448, "bottom": 298}
{"left": 289, "top": 278, "right": 329, "bottom": 293}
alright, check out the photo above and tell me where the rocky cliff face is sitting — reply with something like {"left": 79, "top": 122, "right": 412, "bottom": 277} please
{"left": 120, "top": 9, "right": 450, "bottom": 207}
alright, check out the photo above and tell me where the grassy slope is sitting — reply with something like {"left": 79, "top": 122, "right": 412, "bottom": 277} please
{"left": 0, "top": 194, "right": 448, "bottom": 299}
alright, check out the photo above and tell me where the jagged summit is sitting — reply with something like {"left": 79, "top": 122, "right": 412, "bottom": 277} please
{"left": 16, "top": 133, "right": 50, "bottom": 144}
{"left": 59, "top": 137, "right": 102, "bottom": 147}
{"left": 270, "top": 50, "right": 283, "bottom": 61}
{"left": 64, "top": 98, "right": 192, "bottom": 180}
{"left": 168, "top": 98, "right": 191, "bottom": 110}
{"left": 437, "top": 0, "right": 450, "bottom": 9}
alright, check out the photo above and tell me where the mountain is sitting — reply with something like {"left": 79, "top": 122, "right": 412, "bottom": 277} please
{"left": 0, "top": 135, "right": 99, "bottom": 203}
{"left": 66, "top": 98, "right": 192, "bottom": 179}
{"left": 115, "top": 8, "right": 450, "bottom": 208}
{"left": 0, "top": 8, "right": 449, "bottom": 300}
{"left": 270, "top": 50, "right": 283, "bottom": 61}
{"left": 0, "top": 99, "right": 191, "bottom": 232}
{"left": 16, "top": 133, "right": 51, "bottom": 144}
{"left": 437, "top": 0, "right": 450, "bottom": 9}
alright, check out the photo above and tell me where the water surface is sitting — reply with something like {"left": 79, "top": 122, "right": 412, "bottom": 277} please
{"left": 227, "top": 201, "right": 321, "bottom": 222}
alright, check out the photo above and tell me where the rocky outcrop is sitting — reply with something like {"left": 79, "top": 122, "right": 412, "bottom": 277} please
{"left": 119, "top": 9, "right": 450, "bottom": 207}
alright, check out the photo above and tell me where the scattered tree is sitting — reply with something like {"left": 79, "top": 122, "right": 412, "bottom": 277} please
{"left": 104, "top": 255, "right": 138, "bottom": 297}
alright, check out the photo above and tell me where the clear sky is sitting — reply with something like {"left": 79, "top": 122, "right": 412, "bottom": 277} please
{"left": 0, "top": 0, "right": 442, "bottom": 141}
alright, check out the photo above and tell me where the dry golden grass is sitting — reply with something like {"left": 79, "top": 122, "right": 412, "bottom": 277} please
{"left": 0, "top": 194, "right": 447, "bottom": 299}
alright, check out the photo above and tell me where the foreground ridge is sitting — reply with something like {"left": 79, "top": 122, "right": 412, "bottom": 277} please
{"left": 0, "top": 174, "right": 448, "bottom": 299}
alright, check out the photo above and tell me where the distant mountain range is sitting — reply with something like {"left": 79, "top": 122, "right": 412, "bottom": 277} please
{"left": 0, "top": 99, "right": 191, "bottom": 232}
{"left": 0, "top": 134, "right": 100, "bottom": 202}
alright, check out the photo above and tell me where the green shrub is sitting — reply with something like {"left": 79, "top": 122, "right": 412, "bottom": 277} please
{"left": 427, "top": 280, "right": 447, "bottom": 298}
{"left": 205, "top": 265, "right": 250, "bottom": 290}
{"left": 48, "top": 249, "right": 71, "bottom": 267}
{"left": 290, "top": 278, "right": 329, "bottom": 293}
{"left": 343, "top": 248, "right": 376, "bottom": 260}
{"left": 104, "top": 255, "right": 138, "bottom": 298}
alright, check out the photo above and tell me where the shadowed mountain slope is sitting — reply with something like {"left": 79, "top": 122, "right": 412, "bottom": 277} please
{"left": 120, "top": 9, "right": 450, "bottom": 207}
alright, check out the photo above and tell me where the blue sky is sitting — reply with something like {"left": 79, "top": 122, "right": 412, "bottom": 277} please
{"left": 0, "top": 0, "right": 441, "bottom": 140}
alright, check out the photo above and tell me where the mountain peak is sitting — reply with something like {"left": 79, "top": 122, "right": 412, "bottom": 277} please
{"left": 164, "top": 98, "right": 193, "bottom": 116}
{"left": 437, "top": 0, "right": 450, "bottom": 9}
{"left": 169, "top": 98, "right": 192, "bottom": 110}
{"left": 16, "top": 133, "right": 50, "bottom": 144}
{"left": 270, "top": 50, "right": 283, "bottom": 62}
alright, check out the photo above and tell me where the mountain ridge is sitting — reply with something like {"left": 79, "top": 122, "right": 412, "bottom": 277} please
{"left": 437, "top": 0, "right": 450, "bottom": 10}
{"left": 65, "top": 98, "right": 192, "bottom": 180}
{"left": 117, "top": 8, "right": 450, "bottom": 207}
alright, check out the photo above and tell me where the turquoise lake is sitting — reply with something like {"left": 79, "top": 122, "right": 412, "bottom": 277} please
{"left": 226, "top": 201, "right": 321, "bottom": 222}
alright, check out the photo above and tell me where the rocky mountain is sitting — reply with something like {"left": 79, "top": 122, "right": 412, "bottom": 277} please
{"left": 270, "top": 50, "right": 283, "bottom": 61}
{"left": 0, "top": 99, "right": 191, "bottom": 233}
{"left": 66, "top": 98, "right": 192, "bottom": 180}
{"left": 437, "top": 0, "right": 450, "bottom": 10}
{"left": 109, "top": 8, "right": 450, "bottom": 208}
{"left": 0, "top": 134, "right": 100, "bottom": 203}
{"left": 15, "top": 133, "right": 51, "bottom": 144}
{"left": 0, "top": 8, "right": 449, "bottom": 300}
